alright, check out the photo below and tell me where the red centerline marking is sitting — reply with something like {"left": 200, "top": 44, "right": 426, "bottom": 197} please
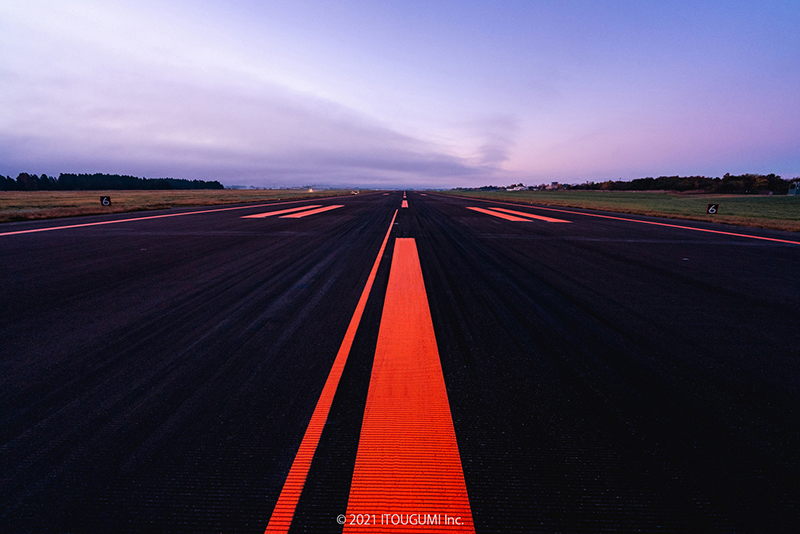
{"left": 466, "top": 206, "right": 529, "bottom": 222}
{"left": 280, "top": 205, "right": 344, "bottom": 218}
{"left": 264, "top": 209, "right": 398, "bottom": 534}
{"left": 241, "top": 205, "right": 322, "bottom": 218}
{"left": 344, "top": 238, "right": 474, "bottom": 533}
{"left": 490, "top": 207, "right": 570, "bottom": 223}
{"left": 401, "top": 200, "right": 409, "bottom": 208}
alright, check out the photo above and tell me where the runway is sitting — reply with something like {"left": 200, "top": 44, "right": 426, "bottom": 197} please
{"left": 2, "top": 191, "right": 798, "bottom": 532}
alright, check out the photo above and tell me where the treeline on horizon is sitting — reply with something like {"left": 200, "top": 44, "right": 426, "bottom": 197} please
{"left": 463, "top": 173, "right": 798, "bottom": 194}
{"left": 569, "top": 173, "right": 795, "bottom": 194}
{"left": 0, "top": 173, "right": 224, "bottom": 191}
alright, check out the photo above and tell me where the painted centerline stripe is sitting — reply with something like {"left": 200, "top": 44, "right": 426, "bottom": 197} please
{"left": 401, "top": 200, "right": 409, "bottom": 208}
{"left": 466, "top": 206, "right": 529, "bottom": 222}
{"left": 490, "top": 207, "right": 570, "bottom": 223}
{"left": 242, "top": 205, "right": 322, "bottom": 218}
{"left": 264, "top": 209, "right": 398, "bottom": 534}
{"left": 344, "top": 238, "right": 474, "bottom": 533}
{"left": 280, "top": 205, "right": 344, "bottom": 218}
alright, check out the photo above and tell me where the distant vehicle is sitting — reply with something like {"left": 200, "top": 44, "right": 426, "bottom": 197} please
{"left": 351, "top": 190, "right": 359, "bottom": 195}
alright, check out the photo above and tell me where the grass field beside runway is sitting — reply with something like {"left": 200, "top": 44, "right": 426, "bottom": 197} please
{"left": 0, "top": 189, "right": 358, "bottom": 223}
{"left": 442, "top": 190, "right": 800, "bottom": 232}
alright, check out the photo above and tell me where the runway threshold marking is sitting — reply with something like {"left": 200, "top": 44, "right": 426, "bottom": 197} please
{"left": 264, "top": 209, "right": 399, "bottom": 533}
{"left": 0, "top": 197, "right": 349, "bottom": 237}
{"left": 241, "top": 205, "right": 322, "bottom": 218}
{"left": 401, "top": 200, "right": 409, "bottom": 208}
{"left": 280, "top": 205, "right": 344, "bottom": 218}
{"left": 490, "top": 207, "right": 570, "bottom": 223}
{"left": 466, "top": 206, "right": 529, "bottom": 222}
{"left": 344, "top": 238, "right": 474, "bottom": 533}
{"left": 456, "top": 195, "right": 800, "bottom": 246}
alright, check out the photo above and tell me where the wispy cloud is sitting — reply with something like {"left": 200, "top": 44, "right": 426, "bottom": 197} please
{"left": 0, "top": 73, "right": 488, "bottom": 187}
{"left": 0, "top": 1, "right": 498, "bottom": 188}
{"left": 470, "top": 116, "right": 520, "bottom": 166}
{"left": 2, "top": 0, "right": 798, "bottom": 187}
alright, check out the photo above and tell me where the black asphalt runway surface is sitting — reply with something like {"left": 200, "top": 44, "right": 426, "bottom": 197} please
{"left": 2, "top": 192, "right": 799, "bottom": 532}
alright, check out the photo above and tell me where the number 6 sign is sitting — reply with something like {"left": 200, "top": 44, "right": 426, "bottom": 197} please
{"left": 101, "top": 196, "right": 111, "bottom": 206}
{"left": 707, "top": 204, "right": 718, "bottom": 214}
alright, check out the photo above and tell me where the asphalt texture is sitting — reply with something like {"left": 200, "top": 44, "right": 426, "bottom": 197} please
{"left": 2, "top": 191, "right": 799, "bottom": 533}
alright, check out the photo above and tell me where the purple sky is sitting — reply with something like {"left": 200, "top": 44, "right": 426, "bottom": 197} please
{"left": 2, "top": 0, "right": 799, "bottom": 188}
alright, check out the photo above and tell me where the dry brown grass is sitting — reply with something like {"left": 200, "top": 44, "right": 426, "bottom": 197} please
{"left": 0, "top": 189, "right": 358, "bottom": 223}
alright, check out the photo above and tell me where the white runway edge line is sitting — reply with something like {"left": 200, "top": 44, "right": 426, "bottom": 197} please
{"left": 0, "top": 196, "right": 349, "bottom": 237}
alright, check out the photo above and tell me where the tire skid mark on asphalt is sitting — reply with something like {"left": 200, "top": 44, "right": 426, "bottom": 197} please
{"left": 344, "top": 238, "right": 474, "bottom": 533}
{"left": 489, "top": 207, "right": 571, "bottom": 223}
{"left": 264, "top": 209, "right": 398, "bottom": 533}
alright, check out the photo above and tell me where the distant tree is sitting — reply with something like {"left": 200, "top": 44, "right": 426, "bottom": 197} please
{"left": 15, "top": 173, "right": 38, "bottom": 191}
{"left": 568, "top": 173, "right": 792, "bottom": 194}
{"left": 0, "top": 175, "right": 14, "bottom": 190}
{"left": 54, "top": 173, "right": 224, "bottom": 190}
{"left": 37, "top": 174, "right": 55, "bottom": 190}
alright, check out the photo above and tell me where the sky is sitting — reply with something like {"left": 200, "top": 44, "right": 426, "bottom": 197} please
{"left": 2, "top": 0, "right": 799, "bottom": 189}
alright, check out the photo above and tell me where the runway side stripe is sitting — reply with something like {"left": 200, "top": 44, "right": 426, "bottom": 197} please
{"left": 466, "top": 206, "right": 529, "bottom": 222}
{"left": 242, "top": 205, "right": 322, "bottom": 218}
{"left": 528, "top": 206, "right": 800, "bottom": 244}
{"left": 264, "top": 209, "right": 398, "bottom": 533}
{"left": 490, "top": 207, "right": 571, "bottom": 223}
{"left": 280, "top": 205, "right": 344, "bottom": 218}
{"left": 455, "top": 195, "right": 800, "bottom": 246}
{"left": 0, "top": 197, "right": 349, "bottom": 237}
{"left": 344, "top": 238, "right": 474, "bottom": 533}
